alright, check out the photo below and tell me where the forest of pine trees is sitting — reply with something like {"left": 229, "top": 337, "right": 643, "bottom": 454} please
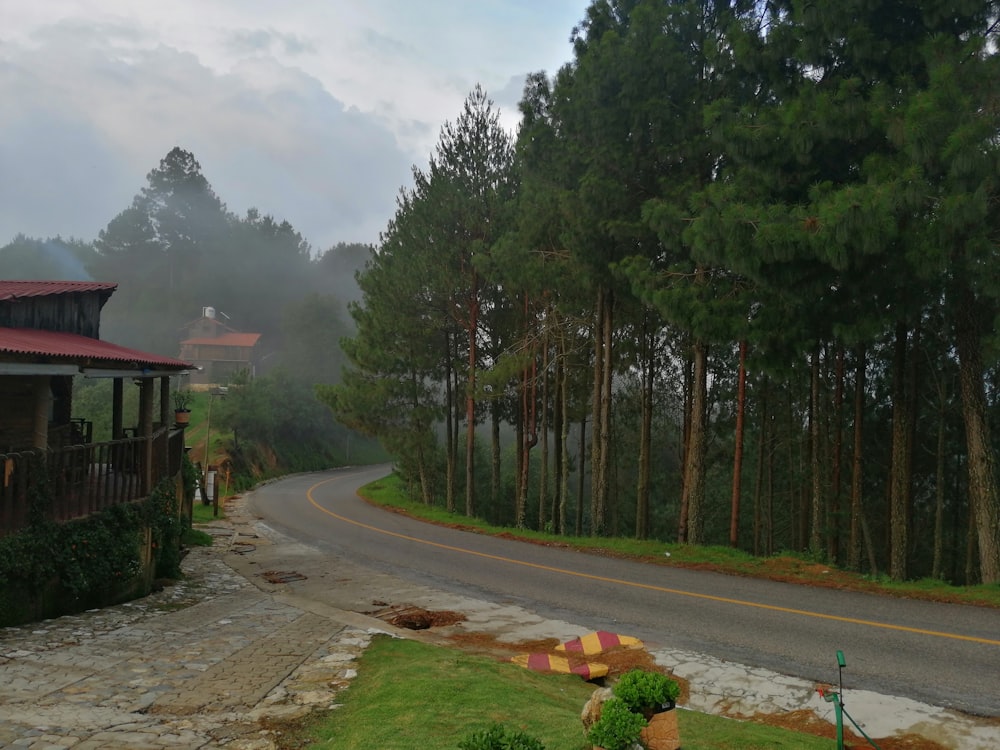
{"left": 328, "top": 0, "right": 1000, "bottom": 585}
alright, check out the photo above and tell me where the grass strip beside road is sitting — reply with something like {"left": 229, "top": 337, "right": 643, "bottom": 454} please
{"left": 360, "top": 474, "right": 1000, "bottom": 609}
{"left": 284, "top": 636, "right": 831, "bottom": 750}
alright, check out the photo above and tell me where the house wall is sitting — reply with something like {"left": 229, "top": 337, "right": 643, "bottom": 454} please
{"left": 0, "top": 376, "right": 40, "bottom": 452}
{"left": 0, "top": 292, "right": 105, "bottom": 338}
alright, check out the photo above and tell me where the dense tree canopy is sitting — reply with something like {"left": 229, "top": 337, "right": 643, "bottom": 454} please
{"left": 336, "top": 0, "right": 1000, "bottom": 585}
{"left": 7, "top": 1, "right": 998, "bottom": 585}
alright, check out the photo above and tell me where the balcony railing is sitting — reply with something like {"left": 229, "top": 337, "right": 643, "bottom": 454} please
{"left": 0, "top": 427, "right": 186, "bottom": 537}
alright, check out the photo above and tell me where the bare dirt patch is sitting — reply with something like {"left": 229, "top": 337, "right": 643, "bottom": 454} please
{"left": 365, "top": 601, "right": 467, "bottom": 630}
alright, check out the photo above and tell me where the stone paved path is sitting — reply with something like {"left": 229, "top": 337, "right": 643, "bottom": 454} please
{"left": 0, "top": 502, "right": 379, "bottom": 750}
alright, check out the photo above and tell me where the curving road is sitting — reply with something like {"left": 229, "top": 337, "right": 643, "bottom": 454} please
{"left": 248, "top": 465, "right": 1000, "bottom": 717}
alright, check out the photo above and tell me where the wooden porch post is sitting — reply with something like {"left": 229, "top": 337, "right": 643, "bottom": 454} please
{"left": 33, "top": 377, "right": 51, "bottom": 450}
{"left": 112, "top": 378, "right": 124, "bottom": 439}
{"left": 140, "top": 378, "right": 154, "bottom": 494}
{"left": 159, "top": 377, "right": 171, "bottom": 428}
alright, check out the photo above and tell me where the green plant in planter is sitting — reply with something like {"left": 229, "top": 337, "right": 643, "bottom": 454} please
{"left": 613, "top": 670, "right": 680, "bottom": 718}
{"left": 586, "top": 698, "right": 647, "bottom": 750}
{"left": 173, "top": 389, "right": 194, "bottom": 412}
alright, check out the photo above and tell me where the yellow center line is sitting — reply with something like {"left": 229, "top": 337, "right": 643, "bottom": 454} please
{"left": 307, "top": 477, "right": 1000, "bottom": 648}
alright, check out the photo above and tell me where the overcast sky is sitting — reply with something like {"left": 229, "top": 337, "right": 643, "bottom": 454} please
{"left": 0, "top": 1, "right": 586, "bottom": 252}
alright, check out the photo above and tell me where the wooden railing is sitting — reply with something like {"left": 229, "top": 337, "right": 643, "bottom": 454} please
{"left": 0, "top": 428, "right": 186, "bottom": 537}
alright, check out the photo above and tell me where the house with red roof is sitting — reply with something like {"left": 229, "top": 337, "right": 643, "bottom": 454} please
{"left": 179, "top": 307, "right": 261, "bottom": 386}
{"left": 0, "top": 280, "right": 194, "bottom": 624}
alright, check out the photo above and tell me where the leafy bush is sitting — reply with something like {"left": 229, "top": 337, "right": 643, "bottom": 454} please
{"left": 586, "top": 698, "right": 647, "bottom": 750}
{"left": 457, "top": 722, "right": 546, "bottom": 750}
{"left": 613, "top": 669, "right": 680, "bottom": 716}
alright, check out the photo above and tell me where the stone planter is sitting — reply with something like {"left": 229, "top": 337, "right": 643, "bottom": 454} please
{"left": 639, "top": 707, "right": 680, "bottom": 750}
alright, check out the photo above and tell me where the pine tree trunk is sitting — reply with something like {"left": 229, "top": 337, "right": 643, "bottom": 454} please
{"left": 933, "top": 384, "right": 946, "bottom": 580}
{"left": 809, "top": 346, "right": 823, "bottom": 555}
{"left": 517, "top": 355, "right": 538, "bottom": 529}
{"left": 577, "top": 412, "right": 587, "bottom": 537}
{"left": 677, "top": 347, "right": 694, "bottom": 543}
{"left": 598, "top": 291, "right": 614, "bottom": 533}
{"left": 636, "top": 317, "right": 653, "bottom": 539}
{"left": 591, "top": 288, "right": 613, "bottom": 535}
{"left": 417, "top": 440, "right": 431, "bottom": 505}
{"left": 515, "top": 359, "right": 526, "bottom": 528}
{"left": 889, "top": 323, "right": 911, "bottom": 582}
{"left": 491, "top": 402, "right": 501, "bottom": 513}
{"left": 790, "top": 390, "right": 806, "bottom": 551}
{"left": 684, "top": 339, "right": 709, "bottom": 544}
{"left": 830, "top": 346, "right": 844, "bottom": 563}
{"left": 849, "top": 344, "right": 866, "bottom": 571}
{"left": 966, "top": 505, "right": 978, "bottom": 586}
{"left": 465, "top": 276, "right": 478, "bottom": 517}
{"left": 552, "top": 349, "right": 563, "bottom": 533}
{"left": 538, "top": 332, "right": 549, "bottom": 532}
{"left": 560, "top": 353, "right": 570, "bottom": 537}
{"left": 729, "top": 341, "right": 747, "bottom": 548}
{"left": 954, "top": 289, "right": 1000, "bottom": 584}
{"left": 590, "top": 289, "right": 605, "bottom": 535}
{"left": 753, "top": 378, "right": 769, "bottom": 556}
{"left": 445, "top": 331, "right": 456, "bottom": 513}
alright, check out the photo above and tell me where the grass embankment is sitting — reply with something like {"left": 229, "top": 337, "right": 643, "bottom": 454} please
{"left": 283, "top": 636, "right": 830, "bottom": 750}
{"left": 361, "top": 474, "right": 1000, "bottom": 609}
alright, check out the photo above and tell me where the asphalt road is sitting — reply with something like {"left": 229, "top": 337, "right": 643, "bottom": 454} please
{"left": 248, "top": 465, "right": 1000, "bottom": 718}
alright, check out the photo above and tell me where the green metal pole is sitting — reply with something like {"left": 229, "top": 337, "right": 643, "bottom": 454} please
{"left": 834, "top": 693, "right": 844, "bottom": 750}
{"left": 823, "top": 689, "right": 845, "bottom": 750}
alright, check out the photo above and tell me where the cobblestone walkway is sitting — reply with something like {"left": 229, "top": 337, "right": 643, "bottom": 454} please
{"left": 0, "top": 511, "right": 378, "bottom": 750}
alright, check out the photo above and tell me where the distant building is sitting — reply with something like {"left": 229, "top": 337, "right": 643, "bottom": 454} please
{"left": 178, "top": 307, "right": 261, "bottom": 386}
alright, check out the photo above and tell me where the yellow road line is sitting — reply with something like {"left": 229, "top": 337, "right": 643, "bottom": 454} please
{"left": 306, "top": 477, "right": 1000, "bottom": 648}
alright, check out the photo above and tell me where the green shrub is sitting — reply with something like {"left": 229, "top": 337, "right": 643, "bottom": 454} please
{"left": 458, "top": 721, "right": 546, "bottom": 750}
{"left": 613, "top": 669, "right": 680, "bottom": 716}
{"left": 586, "top": 698, "right": 646, "bottom": 750}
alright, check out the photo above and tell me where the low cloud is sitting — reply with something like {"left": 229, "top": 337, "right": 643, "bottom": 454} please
{"left": 0, "top": 20, "right": 414, "bottom": 249}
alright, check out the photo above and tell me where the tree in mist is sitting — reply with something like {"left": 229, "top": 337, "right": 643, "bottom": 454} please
{"left": 280, "top": 293, "right": 352, "bottom": 385}
{"left": 92, "top": 147, "right": 232, "bottom": 352}
{"left": 0, "top": 235, "right": 96, "bottom": 280}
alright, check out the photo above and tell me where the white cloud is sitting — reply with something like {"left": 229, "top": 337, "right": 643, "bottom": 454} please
{"left": 0, "top": 0, "right": 583, "bottom": 250}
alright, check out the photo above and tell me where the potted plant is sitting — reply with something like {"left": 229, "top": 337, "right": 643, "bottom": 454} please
{"left": 614, "top": 669, "right": 680, "bottom": 719}
{"left": 587, "top": 698, "right": 647, "bottom": 750}
{"left": 172, "top": 389, "right": 193, "bottom": 425}
{"left": 587, "top": 670, "right": 681, "bottom": 750}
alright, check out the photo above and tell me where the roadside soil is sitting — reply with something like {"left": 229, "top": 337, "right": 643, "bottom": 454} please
{"left": 354, "top": 601, "right": 972, "bottom": 750}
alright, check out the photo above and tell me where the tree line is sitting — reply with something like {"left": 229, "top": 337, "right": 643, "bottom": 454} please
{"left": 327, "top": 0, "right": 1000, "bottom": 585}
{"left": 2, "top": 146, "right": 378, "bottom": 477}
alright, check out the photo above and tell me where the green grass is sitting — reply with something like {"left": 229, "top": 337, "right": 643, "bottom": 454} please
{"left": 361, "top": 474, "right": 1000, "bottom": 609}
{"left": 182, "top": 527, "right": 214, "bottom": 546}
{"left": 289, "top": 636, "right": 832, "bottom": 750}
{"left": 191, "top": 500, "right": 223, "bottom": 524}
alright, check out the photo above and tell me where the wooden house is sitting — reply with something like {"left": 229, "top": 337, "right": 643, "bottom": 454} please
{"left": 179, "top": 307, "right": 261, "bottom": 386}
{"left": 0, "top": 280, "right": 193, "bottom": 536}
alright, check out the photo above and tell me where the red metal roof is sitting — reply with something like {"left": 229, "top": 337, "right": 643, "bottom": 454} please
{"left": 0, "top": 280, "right": 118, "bottom": 299}
{"left": 0, "top": 327, "right": 192, "bottom": 370}
{"left": 181, "top": 332, "right": 261, "bottom": 347}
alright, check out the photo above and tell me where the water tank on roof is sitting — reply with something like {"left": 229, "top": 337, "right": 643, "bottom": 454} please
{"left": 203, "top": 306, "right": 216, "bottom": 319}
